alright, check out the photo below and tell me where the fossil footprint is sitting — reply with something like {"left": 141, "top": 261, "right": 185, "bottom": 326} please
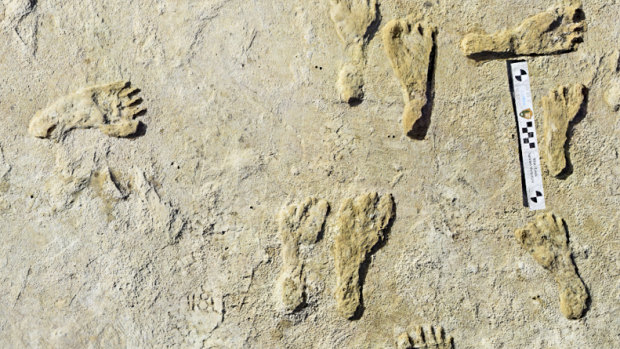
{"left": 515, "top": 212, "right": 588, "bottom": 319}
{"left": 333, "top": 192, "right": 394, "bottom": 319}
{"left": 329, "top": 0, "right": 378, "bottom": 104}
{"left": 396, "top": 325, "right": 454, "bottom": 349}
{"left": 461, "top": 0, "right": 586, "bottom": 60}
{"left": 382, "top": 17, "right": 435, "bottom": 139}
{"left": 185, "top": 287, "right": 224, "bottom": 336}
{"left": 29, "top": 81, "right": 145, "bottom": 140}
{"left": 277, "top": 197, "right": 329, "bottom": 312}
{"left": 604, "top": 78, "right": 620, "bottom": 112}
{"left": 604, "top": 50, "right": 620, "bottom": 112}
{"left": 1, "top": 0, "right": 38, "bottom": 55}
{"left": 541, "top": 83, "right": 586, "bottom": 177}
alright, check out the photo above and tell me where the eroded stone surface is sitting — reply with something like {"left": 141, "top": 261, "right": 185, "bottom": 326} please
{"left": 541, "top": 83, "right": 586, "bottom": 177}
{"left": 515, "top": 212, "right": 589, "bottom": 319}
{"left": 0, "top": 0, "right": 37, "bottom": 54}
{"left": 333, "top": 192, "right": 394, "bottom": 319}
{"left": 133, "top": 169, "right": 186, "bottom": 244}
{"left": 0, "top": 1, "right": 617, "bottom": 347}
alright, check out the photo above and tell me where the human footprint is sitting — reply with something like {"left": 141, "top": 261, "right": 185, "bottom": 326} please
{"left": 461, "top": 0, "right": 586, "bottom": 60}
{"left": 396, "top": 325, "right": 453, "bottom": 349}
{"left": 541, "top": 83, "right": 586, "bottom": 177}
{"left": 333, "top": 192, "right": 394, "bottom": 319}
{"left": 515, "top": 212, "right": 588, "bottom": 319}
{"left": 604, "top": 79, "right": 620, "bottom": 112}
{"left": 277, "top": 197, "right": 329, "bottom": 312}
{"left": 329, "top": 0, "right": 378, "bottom": 103}
{"left": 382, "top": 16, "right": 435, "bottom": 138}
{"left": 29, "top": 81, "right": 145, "bottom": 140}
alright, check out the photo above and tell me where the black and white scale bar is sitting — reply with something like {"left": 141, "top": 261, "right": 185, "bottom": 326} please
{"left": 507, "top": 60, "right": 545, "bottom": 211}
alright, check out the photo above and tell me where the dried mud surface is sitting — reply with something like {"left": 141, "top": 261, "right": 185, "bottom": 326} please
{"left": 0, "top": 1, "right": 618, "bottom": 348}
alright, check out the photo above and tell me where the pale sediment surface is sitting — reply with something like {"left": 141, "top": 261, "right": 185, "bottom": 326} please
{"left": 0, "top": 1, "right": 618, "bottom": 348}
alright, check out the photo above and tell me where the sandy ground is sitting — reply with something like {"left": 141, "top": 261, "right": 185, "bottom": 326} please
{"left": 0, "top": 0, "right": 618, "bottom": 348}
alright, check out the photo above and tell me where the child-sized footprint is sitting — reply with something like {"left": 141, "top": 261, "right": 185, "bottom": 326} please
{"left": 604, "top": 79, "right": 620, "bottom": 112}
{"left": 541, "top": 83, "right": 586, "bottom": 177}
{"left": 461, "top": 0, "right": 586, "bottom": 60}
{"left": 29, "top": 81, "right": 145, "bottom": 141}
{"left": 515, "top": 212, "right": 588, "bottom": 319}
{"left": 277, "top": 197, "right": 329, "bottom": 312}
{"left": 396, "top": 325, "right": 453, "bottom": 349}
{"left": 329, "top": 0, "right": 378, "bottom": 104}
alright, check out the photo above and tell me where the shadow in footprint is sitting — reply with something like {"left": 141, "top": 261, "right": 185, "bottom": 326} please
{"left": 466, "top": 9, "right": 586, "bottom": 62}
{"left": 556, "top": 87, "right": 588, "bottom": 179}
{"left": 125, "top": 85, "right": 147, "bottom": 139}
{"left": 349, "top": 207, "right": 396, "bottom": 320}
{"left": 346, "top": 2, "right": 381, "bottom": 107}
{"left": 562, "top": 220, "right": 591, "bottom": 317}
{"left": 127, "top": 120, "right": 148, "bottom": 139}
{"left": 348, "top": 97, "right": 363, "bottom": 107}
{"left": 363, "top": 1, "right": 382, "bottom": 43}
{"left": 468, "top": 45, "right": 585, "bottom": 63}
{"left": 407, "top": 30, "right": 437, "bottom": 140}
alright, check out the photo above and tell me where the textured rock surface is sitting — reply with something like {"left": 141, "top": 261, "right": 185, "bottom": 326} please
{"left": 0, "top": 0, "right": 619, "bottom": 348}
{"left": 604, "top": 50, "right": 620, "bottom": 111}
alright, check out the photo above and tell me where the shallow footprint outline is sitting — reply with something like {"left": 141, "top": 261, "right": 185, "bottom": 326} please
{"left": 382, "top": 16, "right": 435, "bottom": 139}
{"left": 184, "top": 287, "right": 224, "bottom": 337}
{"left": 604, "top": 50, "right": 620, "bottom": 112}
{"left": 277, "top": 197, "right": 329, "bottom": 312}
{"left": 29, "top": 80, "right": 145, "bottom": 141}
{"left": 461, "top": 0, "right": 586, "bottom": 60}
{"left": 329, "top": 0, "right": 378, "bottom": 104}
{"left": 515, "top": 212, "right": 589, "bottom": 319}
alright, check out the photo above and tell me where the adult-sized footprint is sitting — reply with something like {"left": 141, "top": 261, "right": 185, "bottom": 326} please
{"left": 382, "top": 17, "right": 435, "bottom": 139}
{"left": 29, "top": 81, "right": 145, "bottom": 140}
{"left": 333, "top": 192, "right": 394, "bottom": 319}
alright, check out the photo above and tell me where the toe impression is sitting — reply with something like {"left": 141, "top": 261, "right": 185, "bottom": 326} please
{"left": 515, "top": 212, "right": 589, "bottom": 319}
